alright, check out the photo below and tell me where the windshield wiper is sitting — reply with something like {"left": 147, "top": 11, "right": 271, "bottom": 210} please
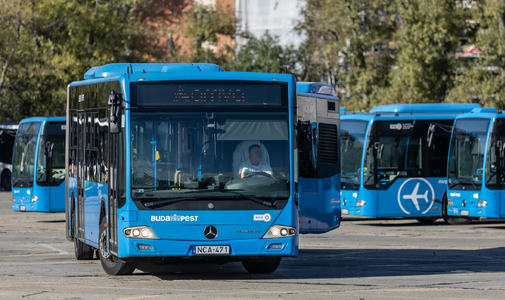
{"left": 182, "top": 189, "right": 275, "bottom": 207}
{"left": 144, "top": 197, "right": 197, "bottom": 208}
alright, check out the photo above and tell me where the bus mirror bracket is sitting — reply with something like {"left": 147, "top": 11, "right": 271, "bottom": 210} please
{"left": 374, "top": 142, "right": 383, "bottom": 160}
{"left": 108, "top": 89, "right": 123, "bottom": 134}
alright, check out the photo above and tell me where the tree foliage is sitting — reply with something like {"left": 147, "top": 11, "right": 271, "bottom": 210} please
{"left": 0, "top": 0, "right": 156, "bottom": 122}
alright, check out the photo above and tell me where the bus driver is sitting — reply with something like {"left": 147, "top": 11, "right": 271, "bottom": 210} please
{"left": 238, "top": 144, "right": 273, "bottom": 178}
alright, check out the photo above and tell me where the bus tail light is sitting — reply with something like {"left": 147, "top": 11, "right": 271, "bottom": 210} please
{"left": 123, "top": 226, "right": 158, "bottom": 239}
{"left": 263, "top": 225, "right": 296, "bottom": 238}
{"left": 31, "top": 196, "right": 39, "bottom": 202}
{"left": 447, "top": 198, "right": 454, "bottom": 206}
{"left": 356, "top": 199, "right": 366, "bottom": 207}
{"left": 477, "top": 200, "right": 488, "bottom": 207}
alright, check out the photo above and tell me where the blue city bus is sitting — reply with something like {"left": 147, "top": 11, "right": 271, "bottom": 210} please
{"left": 11, "top": 117, "right": 66, "bottom": 212}
{"left": 296, "top": 82, "right": 341, "bottom": 233}
{"left": 446, "top": 107, "right": 505, "bottom": 223}
{"left": 340, "top": 103, "right": 481, "bottom": 223}
{"left": 65, "top": 63, "right": 341, "bottom": 275}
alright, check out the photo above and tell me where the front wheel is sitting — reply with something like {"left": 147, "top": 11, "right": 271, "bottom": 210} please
{"left": 98, "top": 217, "right": 136, "bottom": 275}
{"left": 242, "top": 257, "right": 281, "bottom": 274}
{"left": 442, "top": 194, "right": 471, "bottom": 225}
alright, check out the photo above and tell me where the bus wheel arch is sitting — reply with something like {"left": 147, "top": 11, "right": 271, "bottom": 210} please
{"left": 98, "top": 216, "right": 136, "bottom": 275}
{"left": 442, "top": 192, "right": 471, "bottom": 225}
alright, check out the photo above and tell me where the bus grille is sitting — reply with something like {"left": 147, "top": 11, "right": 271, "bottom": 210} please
{"left": 318, "top": 123, "right": 338, "bottom": 164}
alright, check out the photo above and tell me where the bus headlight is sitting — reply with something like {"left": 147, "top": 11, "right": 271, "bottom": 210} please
{"left": 477, "top": 200, "right": 488, "bottom": 207}
{"left": 123, "top": 226, "right": 158, "bottom": 239}
{"left": 447, "top": 198, "right": 454, "bottom": 206}
{"left": 31, "top": 196, "right": 39, "bottom": 202}
{"left": 263, "top": 225, "right": 296, "bottom": 238}
{"left": 356, "top": 199, "right": 366, "bottom": 207}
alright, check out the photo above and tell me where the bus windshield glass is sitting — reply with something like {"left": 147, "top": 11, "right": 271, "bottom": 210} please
{"left": 12, "top": 122, "right": 41, "bottom": 188}
{"left": 486, "top": 118, "right": 505, "bottom": 189}
{"left": 448, "top": 118, "right": 489, "bottom": 190}
{"left": 341, "top": 120, "right": 367, "bottom": 190}
{"left": 130, "top": 110, "right": 290, "bottom": 210}
{"left": 36, "top": 122, "right": 66, "bottom": 186}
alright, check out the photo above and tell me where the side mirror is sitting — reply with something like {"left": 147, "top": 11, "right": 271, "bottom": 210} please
{"left": 108, "top": 89, "right": 123, "bottom": 134}
{"left": 374, "top": 142, "right": 383, "bottom": 160}
{"left": 46, "top": 141, "right": 54, "bottom": 158}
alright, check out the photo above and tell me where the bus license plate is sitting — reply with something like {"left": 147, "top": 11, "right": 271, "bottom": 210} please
{"left": 342, "top": 209, "right": 349, "bottom": 215}
{"left": 20, "top": 205, "right": 26, "bottom": 211}
{"left": 461, "top": 210, "right": 469, "bottom": 216}
{"left": 192, "top": 245, "right": 230, "bottom": 255}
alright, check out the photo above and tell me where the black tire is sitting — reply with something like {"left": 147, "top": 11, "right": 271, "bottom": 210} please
{"left": 416, "top": 217, "right": 439, "bottom": 224}
{"left": 442, "top": 194, "right": 471, "bottom": 225}
{"left": 242, "top": 257, "right": 281, "bottom": 274}
{"left": 74, "top": 235, "right": 94, "bottom": 260}
{"left": 1, "top": 170, "right": 11, "bottom": 191}
{"left": 98, "top": 216, "right": 136, "bottom": 275}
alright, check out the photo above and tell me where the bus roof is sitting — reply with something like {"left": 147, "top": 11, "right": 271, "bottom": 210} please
{"left": 369, "top": 103, "right": 481, "bottom": 114}
{"left": 19, "top": 117, "right": 65, "bottom": 124}
{"left": 296, "top": 82, "right": 335, "bottom": 96}
{"left": 83, "top": 63, "right": 225, "bottom": 80}
{"left": 456, "top": 107, "right": 505, "bottom": 120}
{"left": 341, "top": 112, "right": 466, "bottom": 122}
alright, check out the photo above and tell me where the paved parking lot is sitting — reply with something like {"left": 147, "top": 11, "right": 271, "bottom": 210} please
{"left": 1, "top": 191, "right": 505, "bottom": 299}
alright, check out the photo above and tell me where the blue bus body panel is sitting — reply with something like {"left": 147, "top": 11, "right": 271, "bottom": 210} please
{"left": 447, "top": 112, "right": 505, "bottom": 219}
{"left": 341, "top": 110, "right": 478, "bottom": 219}
{"left": 298, "top": 176, "right": 341, "bottom": 233}
{"left": 12, "top": 117, "right": 66, "bottom": 212}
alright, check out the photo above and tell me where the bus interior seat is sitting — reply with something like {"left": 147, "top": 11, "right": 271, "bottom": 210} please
{"left": 232, "top": 140, "right": 270, "bottom": 177}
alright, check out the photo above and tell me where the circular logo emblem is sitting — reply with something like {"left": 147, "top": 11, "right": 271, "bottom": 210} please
{"left": 397, "top": 178, "right": 435, "bottom": 215}
{"left": 204, "top": 225, "right": 218, "bottom": 239}
{"left": 208, "top": 203, "right": 214, "bottom": 209}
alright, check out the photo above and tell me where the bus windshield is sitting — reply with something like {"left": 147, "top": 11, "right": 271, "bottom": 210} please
{"left": 130, "top": 110, "right": 290, "bottom": 209}
{"left": 341, "top": 120, "right": 367, "bottom": 190}
{"left": 364, "top": 120, "right": 423, "bottom": 189}
{"left": 36, "top": 122, "right": 66, "bottom": 186}
{"left": 12, "top": 122, "right": 41, "bottom": 188}
{"left": 486, "top": 118, "right": 505, "bottom": 189}
{"left": 448, "top": 119, "right": 489, "bottom": 190}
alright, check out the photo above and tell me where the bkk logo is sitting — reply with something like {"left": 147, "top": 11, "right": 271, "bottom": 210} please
{"left": 151, "top": 215, "right": 199, "bottom": 222}
{"left": 397, "top": 178, "right": 435, "bottom": 215}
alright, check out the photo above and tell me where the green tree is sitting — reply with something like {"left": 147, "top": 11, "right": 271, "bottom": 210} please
{"left": 0, "top": 0, "right": 157, "bottom": 122}
{"left": 229, "top": 31, "right": 299, "bottom": 74}
{"left": 297, "top": 0, "right": 397, "bottom": 111}
{"left": 386, "top": 0, "right": 471, "bottom": 104}
{"left": 446, "top": 0, "right": 505, "bottom": 108}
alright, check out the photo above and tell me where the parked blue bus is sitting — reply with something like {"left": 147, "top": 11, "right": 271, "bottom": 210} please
{"left": 66, "top": 63, "right": 341, "bottom": 275}
{"left": 340, "top": 103, "right": 481, "bottom": 223}
{"left": 446, "top": 107, "right": 505, "bottom": 223}
{"left": 296, "top": 82, "right": 341, "bottom": 233}
{"left": 11, "top": 117, "right": 66, "bottom": 212}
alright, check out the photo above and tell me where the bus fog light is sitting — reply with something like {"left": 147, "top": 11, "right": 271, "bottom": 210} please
{"left": 138, "top": 244, "right": 152, "bottom": 250}
{"left": 447, "top": 198, "right": 454, "bottom": 206}
{"left": 263, "top": 225, "right": 296, "bottom": 238}
{"left": 356, "top": 199, "right": 366, "bottom": 207}
{"left": 124, "top": 226, "right": 158, "bottom": 239}
{"left": 268, "top": 243, "right": 283, "bottom": 249}
{"left": 31, "top": 196, "right": 38, "bottom": 202}
{"left": 477, "top": 200, "right": 488, "bottom": 207}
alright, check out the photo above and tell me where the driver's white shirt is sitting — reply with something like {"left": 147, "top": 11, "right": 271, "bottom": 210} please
{"left": 238, "top": 160, "right": 273, "bottom": 177}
